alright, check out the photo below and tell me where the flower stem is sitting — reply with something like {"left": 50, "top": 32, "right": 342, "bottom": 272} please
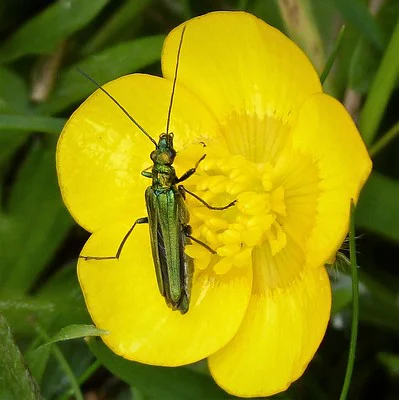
{"left": 339, "top": 200, "right": 359, "bottom": 400}
{"left": 369, "top": 120, "right": 399, "bottom": 157}
{"left": 57, "top": 360, "right": 101, "bottom": 400}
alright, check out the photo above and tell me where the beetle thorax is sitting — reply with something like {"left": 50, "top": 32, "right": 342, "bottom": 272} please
{"left": 152, "top": 163, "right": 176, "bottom": 191}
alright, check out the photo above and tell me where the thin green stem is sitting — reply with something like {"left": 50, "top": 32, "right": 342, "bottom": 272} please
{"left": 57, "top": 360, "right": 101, "bottom": 400}
{"left": 320, "top": 25, "right": 345, "bottom": 85}
{"left": 339, "top": 200, "right": 359, "bottom": 400}
{"left": 35, "top": 324, "right": 84, "bottom": 400}
{"left": 369, "top": 120, "right": 399, "bottom": 157}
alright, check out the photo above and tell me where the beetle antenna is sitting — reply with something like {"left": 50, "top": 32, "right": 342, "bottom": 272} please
{"left": 77, "top": 68, "right": 157, "bottom": 147}
{"left": 165, "top": 25, "right": 187, "bottom": 136}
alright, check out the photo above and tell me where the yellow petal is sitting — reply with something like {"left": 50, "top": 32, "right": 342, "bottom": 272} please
{"left": 57, "top": 74, "right": 222, "bottom": 232}
{"left": 78, "top": 220, "right": 252, "bottom": 366}
{"left": 290, "top": 93, "right": 372, "bottom": 268}
{"left": 162, "top": 11, "right": 321, "bottom": 129}
{"left": 208, "top": 250, "right": 331, "bottom": 397}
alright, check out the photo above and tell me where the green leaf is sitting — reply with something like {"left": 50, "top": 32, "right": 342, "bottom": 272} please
{"left": 358, "top": 271, "right": 399, "bottom": 333}
{"left": 0, "top": 0, "right": 110, "bottom": 63}
{"left": 349, "top": 0, "right": 399, "bottom": 94}
{"left": 307, "top": 0, "right": 339, "bottom": 47}
{"left": 0, "top": 115, "right": 66, "bottom": 133}
{"left": 39, "top": 341, "right": 94, "bottom": 399}
{"left": 34, "top": 324, "right": 84, "bottom": 400}
{"left": 349, "top": 38, "right": 381, "bottom": 94}
{"left": 57, "top": 360, "right": 101, "bottom": 400}
{"left": 369, "top": 120, "right": 399, "bottom": 157}
{"left": 249, "top": 0, "right": 286, "bottom": 33}
{"left": 0, "top": 264, "right": 89, "bottom": 337}
{"left": 320, "top": 25, "right": 345, "bottom": 85}
{"left": 330, "top": 0, "right": 384, "bottom": 49}
{"left": 0, "top": 67, "right": 30, "bottom": 165}
{"left": 0, "top": 313, "right": 43, "bottom": 400}
{"left": 39, "top": 35, "right": 164, "bottom": 115}
{"left": 36, "top": 263, "right": 81, "bottom": 300}
{"left": 88, "top": 338, "right": 231, "bottom": 400}
{"left": 0, "top": 130, "right": 28, "bottom": 168}
{"left": 329, "top": 270, "right": 399, "bottom": 333}
{"left": 359, "top": 18, "right": 399, "bottom": 145}
{"left": 0, "top": 140, "right": 74, "bottom": 295}
{"left": 0, "top": 298, "right": 57, "bottom": 335}
{"left": 36, "top": 263, "right": 90, "bottom": 330}
{"left": 40, "top": 324, "right": 108, "bottom": 347}
{"left": 329, "top": 24, "right": 362, "bottom": 98}
{"left": 82, "top": 0, "right": 153, "bottom": 55}
{"left": 0, "top": 67, "right": 29, "bottom": 113}
{"left": 378, "top": 353, "right": 399, "bottom": 376}
{"left": 356, "top": 172, "right": 399, "bottom": 242}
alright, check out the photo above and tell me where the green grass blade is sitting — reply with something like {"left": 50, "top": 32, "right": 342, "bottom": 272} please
{"left": 0, "top": 67, "right": 29, "bottom": 112}
{"left": 58, "top": 360, "right": 101, "bottom": 400}
{"left": 378, "top": 353, "right": 399, "bottom": 376}
{"left": 331, "top": 0, "right": 384, "bottom": 49}
{"left": 0, "top": 142, "right": 73, "bottom": 295}
{"left": 320, "top": 25, "right": 345, "bottom": 85}
{"left": 82, "top": 0, "right": 152, "bottom": 55}
{"left": 35, "top": 324, "right": 84, "bottom": 400}
{"left": 359, "top": 19, "right": 399, "bottom": 146}
{"left": 0, "top": 115, "right": 66, "bottom": 134}
{"left": 0, "top": 67, "right": 31, "bottom": 163}
{"left": 339, "top": 200, "right": 359, "bottom": 400}
{"left": 39, "top": 35, "right": 164, "bottom": 115}
{"left": 0, "top": 0, "right": 110, "bottom": 63}
{"left": 369, "top": 120, "right": 399, "bottom": 157}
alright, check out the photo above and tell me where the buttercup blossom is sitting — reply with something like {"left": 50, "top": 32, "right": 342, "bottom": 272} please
{"left": 57, "top": 12, "right": 372, "bottom": 397}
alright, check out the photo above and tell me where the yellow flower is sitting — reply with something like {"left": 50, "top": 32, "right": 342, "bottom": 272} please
{"left": 56, "top": 11, "right": 372, "bottom": 398}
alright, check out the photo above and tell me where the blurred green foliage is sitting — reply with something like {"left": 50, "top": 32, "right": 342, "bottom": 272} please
{"left": 0, "top": 0, "right": 398, "bottom": 399}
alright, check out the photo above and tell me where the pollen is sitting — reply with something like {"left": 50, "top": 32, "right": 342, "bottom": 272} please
{"left": 180, "top": 145, "right": 288, "bottom": 275}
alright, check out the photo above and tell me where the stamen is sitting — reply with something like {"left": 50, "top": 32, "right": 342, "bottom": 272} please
{"left": 178, "top": 144, "right": 289, "bottom": 275}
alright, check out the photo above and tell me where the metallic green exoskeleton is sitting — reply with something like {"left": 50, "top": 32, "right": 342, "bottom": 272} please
{"left": 79, "top": 26, "right": 235, "bottom": 313}
{"left": 142, "top": 133, "right": 197, "bottom": 313}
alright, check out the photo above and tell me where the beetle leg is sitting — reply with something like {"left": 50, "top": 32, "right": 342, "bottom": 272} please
{"left": 179, "top": 185, "right": 237, "bottom": 210}
{"left": 79, "top": 217, "right": 148, "bottom": 261}
{"left": 175, "top": 154, "right": 206, "bottom": 183}
{"left": 182, "top": 225, "right": 216, "bottom": 255}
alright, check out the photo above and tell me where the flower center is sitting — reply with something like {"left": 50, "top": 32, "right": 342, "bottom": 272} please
{"left": 179, "top": 145, "right": 288, "bottom": 275}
